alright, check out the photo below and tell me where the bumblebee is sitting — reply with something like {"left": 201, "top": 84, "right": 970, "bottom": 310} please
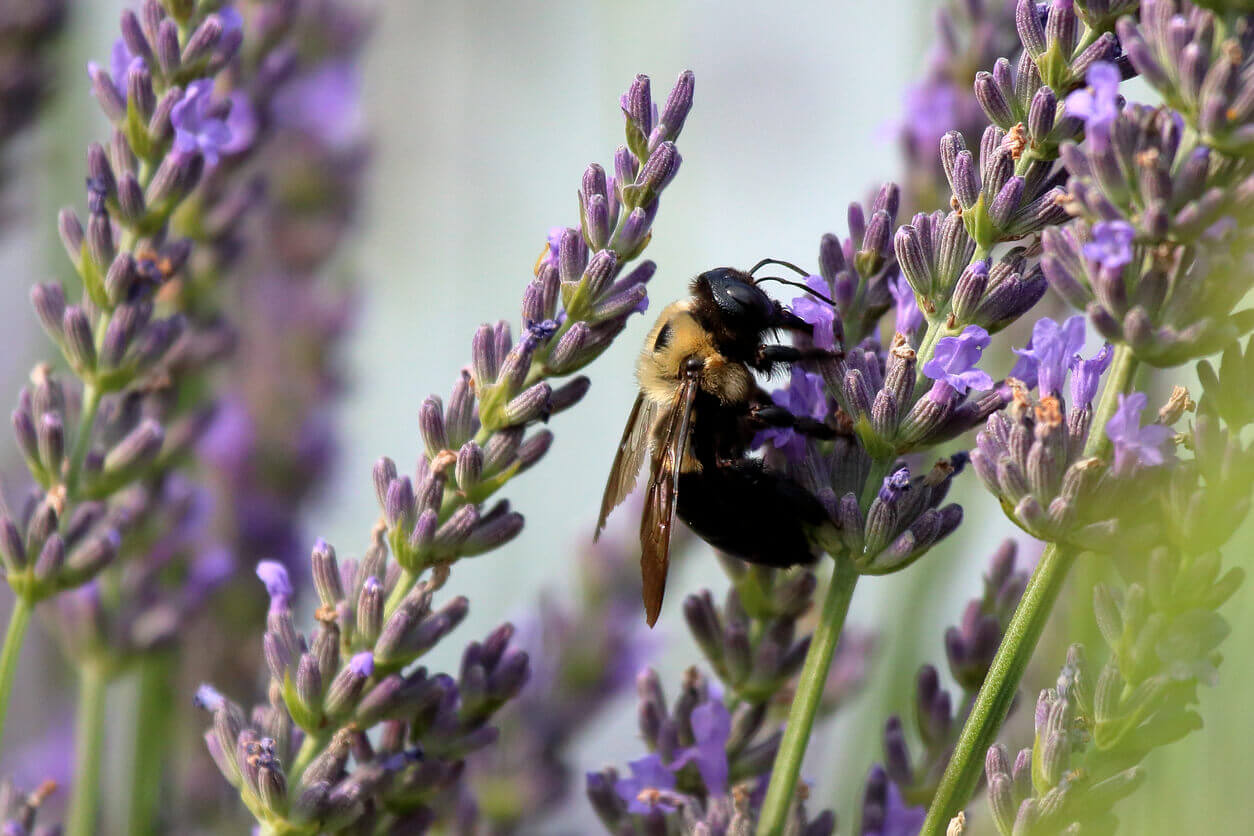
{"left": 596, "top": 260, "right": 840, "bottom": 625}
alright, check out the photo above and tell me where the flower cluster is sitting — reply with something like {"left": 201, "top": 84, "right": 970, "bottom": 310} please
{"left": 198, "top": 554, "right": 527, "bottom": 832}
{"left": 3, "top": 0, "right": 253, "bottom": 657}
{"left": 199, "top": 69, "right": 695, "bottom": 832}
{"left": 970, "top": 315, "right": 1182, "bottom": 550}
{"left": 1046, "top": 98, "right": 1254, "bottom": 365}
{"left": 586, "top": 668, "right": 836, "bottom": 835}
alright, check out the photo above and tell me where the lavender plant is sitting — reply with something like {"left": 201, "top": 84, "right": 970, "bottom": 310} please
{"left": 196, "top": 68, "right": 695, "bottom": 834}
{"left": 0, "top": 3, "right": 338, "bottom": 834}
{"left": 919, "top": 2, "right": 1254, "bottom": 831}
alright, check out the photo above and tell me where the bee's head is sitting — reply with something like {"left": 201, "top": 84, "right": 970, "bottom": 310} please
{"left": 695, "top": 267, "right": 775, "bottom": 332}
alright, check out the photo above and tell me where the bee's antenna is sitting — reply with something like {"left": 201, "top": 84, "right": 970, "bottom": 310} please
{"left": 748, "top": 257, "right": 810, "bottom": 278}
{"left": 753, "top": 276, "right": 837, "bottom": 307}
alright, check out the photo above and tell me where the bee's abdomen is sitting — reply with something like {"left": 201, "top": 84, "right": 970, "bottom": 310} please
{"left": 676, "top": 462, "right": 824, "bottom": 567}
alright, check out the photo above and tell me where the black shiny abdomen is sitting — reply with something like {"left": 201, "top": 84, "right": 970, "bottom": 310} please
{"left": 676, "top": 462, "right": 823, "bottom": 567}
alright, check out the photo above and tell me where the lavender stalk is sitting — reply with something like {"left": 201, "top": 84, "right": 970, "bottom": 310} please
{"left": 198, "top": 69, "right": 695, "bottom": 835}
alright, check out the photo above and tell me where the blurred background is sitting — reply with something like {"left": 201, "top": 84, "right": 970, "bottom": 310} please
{"left": 0, "top": 0, "right": 1250, "bottom": 832}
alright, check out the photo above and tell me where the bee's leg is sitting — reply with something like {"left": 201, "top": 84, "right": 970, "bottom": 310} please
{"left": 746, "top": 402, "right": 838, "bottom": 440}
{"left": 751, "top": 343, "right": 842, "bottom": 377}
{"left": 677, "top": 460, "right": 824, "bottom": 567}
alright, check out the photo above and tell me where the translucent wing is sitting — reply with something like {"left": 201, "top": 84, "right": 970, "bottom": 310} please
{"left": 639, "top": 371, "right": 698, "bottom": 627}
{"left": 595, "top": 393, "right": 659, "bottom": 540}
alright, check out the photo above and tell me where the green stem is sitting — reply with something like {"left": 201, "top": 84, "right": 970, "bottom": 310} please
{"left": 65, "top": 383, "right": 101, "bottom": 497}
{"left": 126, "top": 653, "right": 174, "bottom": 836}
{"left": 68, "top": 663, "right": 109, "bottom": 836}
{"left": 757, "top": 555, "right": 859, "bottom": 836}
{"left": 384, "top": 567, "right": 418, "bottom": 620}
{"left": 918, "top": 345, "right": 1140, "bottom": 835}
{"left": 288, "top": 729, "right": 330, "bottom": 788}
{"left": 1083, "top": 344, "right": 1137, "bottom": 460}
{"left": 0, "top": 598, "right": 33, "bottom": 752}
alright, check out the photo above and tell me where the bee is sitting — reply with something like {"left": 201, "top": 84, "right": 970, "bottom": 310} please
{"left": 595, "top": 260, "right": 841, "bottom": 625}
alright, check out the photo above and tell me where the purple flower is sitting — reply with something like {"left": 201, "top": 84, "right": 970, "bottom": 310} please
{"left": 172, "top": 79, "right": 233, "bottom": 166}
{"left": 270, "top": 62, "right": 365, "bottom": 151}
{"left": 923, "top": 325, "right": 993, "bottom": 396}
{"left": 793, "top": 275, "right": 837, "bottom": 350}
{"left": 669, "top": 700, "right": 731, "bottom": 795}
{"left": 1107, "top": 392, "right": 1174, "bottom": 477}
{"left": 889, "top": 274, "right": 923, "bottom": 336}
{"left": 1065, "top": 61, "right": 1121, "bottom": 151}
{"left": 613, "top": 754, "right": 679, "bottom": 814}
{"left": 1012, "top": 315, "right": 1085, "bottom": 397}
{"left": 255, "top": 560, "right": 293, "bottom": 611}
{"left": 755, "top": 369, "right": 827, "bottom": 462}
{"left": 1082, "top": 220, "right": 1135, "bottom": 271}
{"left": 1069, "top": 342, "right": 1112, "bottom": 409}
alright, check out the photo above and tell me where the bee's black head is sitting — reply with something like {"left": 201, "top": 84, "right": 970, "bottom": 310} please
{"left": 695, "top": 267, "right": 774, "bottom": 329}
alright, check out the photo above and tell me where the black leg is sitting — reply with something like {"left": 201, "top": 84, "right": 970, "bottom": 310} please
{"left": 677, "top": 461, "right": 824, "bottom": 568}
{"left": 752, "top": 343, "right": 842, "bottom": 377}
{"left": 747, "top": 402, "right": 838, "bottom": 440}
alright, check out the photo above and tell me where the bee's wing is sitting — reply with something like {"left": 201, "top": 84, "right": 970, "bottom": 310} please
{"left": 640, "top": 371, "right": 699, "bottom": 627}
{"left": 595, "top": 392, "right": 658, "bottom": 540}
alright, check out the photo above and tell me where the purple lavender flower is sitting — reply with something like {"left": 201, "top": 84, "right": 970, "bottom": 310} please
{"left": 793, "top": 275, "right": 838, "bottom": 350}
{"left": 1065, "top": 61, "right": 1121, "bottom": 150}
{"left": 255, "top": 560, "right": 292, "bottom": 611}
{"left": 1069, "top": 343, "right": 1113, "bottom": 409}
{"left": 670, "top": 699, "right": 731, "bottom": 795}
{"left": 172, "top": 80, "right": 234, "bottom": 166}
{"left": 1082, "top": 220, "right": 1135, "bottom": 271}
{"left": 889, "top": 274, "right": 923, "bottom": 336}
{"left": 613, "top": 755, "right": 679, "bottom": 814}
{"left": 756, "top": 369, "right": 827, "bottom": 463}
{"left": 923, "top": 325, "right": 994, "bottom": 396}
{"left": 1011, "top": 315, "right": 1085, "bottom": 397}
{"left": 1107, "top": 392, "right": 1174, "bottom": 477}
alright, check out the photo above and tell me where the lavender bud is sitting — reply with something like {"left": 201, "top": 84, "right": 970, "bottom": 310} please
{"left": 30, "top": 283, "right": 67, "bottom": 342}
{"left": 61, "top": 307, "right": 96, "bottom": 372}
{"left": 324, "top": 652, "right": 375, "bottom": 717}
{"left": 103, "top": 418, "right": 164, "bottom": 476}
{"left": 503, "top": 382, "right": 551, "bottom": 426}
{"left": 357, "top": 576, "right": 384, "bottom": 645}
{"left": 155, "top": 19, "right": 181, "bottom": 75}
{"left": 0, "top": 518, "right": 25, "bottom": 571}
{"left": 37, "top": 413, "right": 64, "bottom": 476}
{"left": 295, "top": 652, "right": 324, "bottom": 715}
{"left": 311, "top": 538, "right": 344, "bottom": 607}
{"left": 445, "top": 373, "right": 476, "bottom": 447}
{"left": 372, "top": 458, "right": 398, "bottom": 511}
